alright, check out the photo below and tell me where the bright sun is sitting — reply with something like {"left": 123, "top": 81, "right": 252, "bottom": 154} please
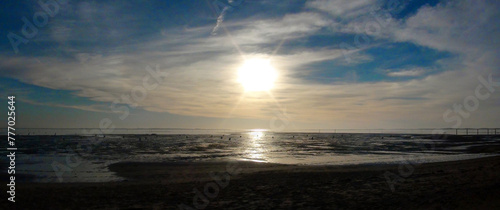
{"left": 237, "top": 58, "right": 277, "bottom": 92}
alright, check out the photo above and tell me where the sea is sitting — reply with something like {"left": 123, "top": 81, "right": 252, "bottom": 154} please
{"left": 1, "top": 128, "right": 499, "bottom": 183}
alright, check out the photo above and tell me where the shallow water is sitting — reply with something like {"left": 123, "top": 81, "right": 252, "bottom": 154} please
{"left": 5, "top": 132, "right": 499, "bottom": 182}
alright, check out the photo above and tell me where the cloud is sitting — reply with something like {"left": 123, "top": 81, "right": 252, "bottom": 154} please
{"left": 1, "top": 0, "right": 499, "bottom": 129}
{"left": 306, "top": 0, "right": 378, "bottom": 18}
{"left": 387, "top": 68, "right": 426, "bottom": 77}
{"left": 215, "top": 12, "right": 332, "bottom": 46}
{"left": 18, "top": 98, "right": 113, "bottom": 113}
{"left": 393, "top": 0, "right": 500, "bottom": 56}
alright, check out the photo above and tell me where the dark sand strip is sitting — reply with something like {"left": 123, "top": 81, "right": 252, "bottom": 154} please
{"left": 6, "top": 156, "right": 500, "bottom": 209}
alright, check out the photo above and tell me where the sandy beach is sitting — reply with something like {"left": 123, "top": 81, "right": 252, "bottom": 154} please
{"left": 3, "top": 155, "right": 499, "bottom": 209}
{"left": 3, "top": 0, "right": 500, "bottom": 209}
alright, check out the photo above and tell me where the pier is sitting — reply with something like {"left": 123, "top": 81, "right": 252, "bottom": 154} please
{"left": 455, "top": 128, "right": 499, "bottom": 136}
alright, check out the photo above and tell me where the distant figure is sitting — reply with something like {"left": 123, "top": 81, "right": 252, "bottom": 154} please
{"left": 292, "top": 136, "right": 295, "bottom": 138}
{"left": 240, "top": 136, "right": 242, "bottom": 138}
{"left": 221, "top": 136, "right": 223, "bottom": 139}
{"left": 332, "top": 136, "right": 335, "bottom": 139}
{"left": 311, "top": 137, "right": 314, "bottom": 140}
{"left": 229, "top": 138, "right": 232, "bottom": 141}
{"left": 272, "top": 136, "right": 274, "bottom": 138}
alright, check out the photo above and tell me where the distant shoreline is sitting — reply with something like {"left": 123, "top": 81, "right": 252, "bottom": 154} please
{"left": 2, "top": 127, "right": 500, "bottom": 135}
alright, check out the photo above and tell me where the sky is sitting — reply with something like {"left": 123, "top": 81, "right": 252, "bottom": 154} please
{"left": 0, "top": 0, "right": 499, "bottom": 130}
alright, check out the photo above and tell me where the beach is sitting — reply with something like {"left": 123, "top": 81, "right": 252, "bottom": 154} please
{"left": 5, "top": 155, "right": 500, "bottom": 209}
{"left": 3, "top": 0, "right": 500, "bottom": 209}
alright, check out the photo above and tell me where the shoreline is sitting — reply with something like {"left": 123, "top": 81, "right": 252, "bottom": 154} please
{"left": 106, "top": 154, "right": 499, "bottom": 182}
{"left": 6, "top": 156, "right": 500, "bottom": 209}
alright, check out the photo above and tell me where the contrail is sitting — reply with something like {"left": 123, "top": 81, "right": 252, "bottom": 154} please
{"left": 211, "top": 6, "right": 231, "bottom": 35}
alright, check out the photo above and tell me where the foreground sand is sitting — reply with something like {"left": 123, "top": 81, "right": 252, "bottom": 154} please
{"left": 4, "top": 156, "right": 500, "bottom": 209}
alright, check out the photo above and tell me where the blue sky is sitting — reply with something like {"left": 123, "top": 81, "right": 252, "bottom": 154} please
{"left": 1, "top": 0, "right": 499, "bottom": 130}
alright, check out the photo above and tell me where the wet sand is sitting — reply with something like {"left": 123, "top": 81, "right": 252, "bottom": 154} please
{"left": 5, "top": 156, "right": 500, "bottom": 209}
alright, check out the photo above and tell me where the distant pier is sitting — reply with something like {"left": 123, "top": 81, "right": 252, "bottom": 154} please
{"left": 454, "top": 128, "right": 499, "bottom": 136}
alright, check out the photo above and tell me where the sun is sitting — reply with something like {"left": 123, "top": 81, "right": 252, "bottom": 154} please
{"left": 237, "top": 58, "right": 277, "bottom": 92}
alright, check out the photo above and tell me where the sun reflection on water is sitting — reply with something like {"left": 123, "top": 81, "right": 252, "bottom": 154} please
{"left": 243, "top": 131, "right": 269, "bottom": 162}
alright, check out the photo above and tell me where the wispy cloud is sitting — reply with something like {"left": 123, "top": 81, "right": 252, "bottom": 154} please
{"left": 18, "top": 98, "right": 113, "bottom": 113}
{"left": 1, "top": 0, "right": 499, "bottom": 128}
{"left": 387, "top": 68, "right": 426, "bottom": 77}
{"left": 306, "top": 0, "right": 378, "bottom": 18}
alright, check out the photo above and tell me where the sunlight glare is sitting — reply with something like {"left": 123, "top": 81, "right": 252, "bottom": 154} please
{"left": 237, "top": 58, "right": 277, "bottom": 92}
